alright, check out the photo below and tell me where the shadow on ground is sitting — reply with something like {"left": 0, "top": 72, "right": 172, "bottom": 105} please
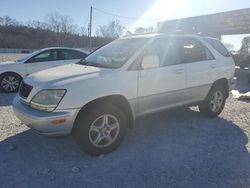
{"left": 0, "top": 108, "right": 249, "bottom": 188}
{"left": 235, "top": 68, "right": 250, "bottom": 93}
{"left": 0, "top": 92, "right": 16, "bottom": 106}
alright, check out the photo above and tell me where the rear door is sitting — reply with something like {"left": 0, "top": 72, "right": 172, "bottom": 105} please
{"left": 137, "top": 37, "right": 187, "bottom": 115}
{"left": 202, "top": 38, "right": 235, "bottom": 81}
{"left": 179, "top": 37, "right": 216, "bottom": 102}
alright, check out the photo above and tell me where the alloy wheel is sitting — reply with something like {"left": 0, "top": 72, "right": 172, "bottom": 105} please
{"left": 89, "top": 114, "right": 120, "bottom": 148}
{"left": 210, "top": 90, "right": 223, "bottom": 112}
{"left": 1, "top": 76, "right": 20, "bottom": 92}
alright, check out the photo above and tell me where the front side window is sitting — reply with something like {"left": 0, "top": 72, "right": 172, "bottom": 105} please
{"left": 81, "top": 38, "right": 148, "bottom": 69}
{"left": 16, "top": 50, "right": 43, "bottom": 63}
{"left": 180, "top": 38, "right": 214, "bottom": 63}
{"left": 141, "top": 38, "right": 181, "bottom": 67}
{"left": 28, "top": 50, "right": 57, "bottom": 63}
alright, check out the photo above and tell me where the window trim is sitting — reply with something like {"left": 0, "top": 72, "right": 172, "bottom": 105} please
{"left": 129, "top": 36, "right": 215, "bottom": 70}
{"left": 24, "top": 50, "right": 57, "bottom": 64}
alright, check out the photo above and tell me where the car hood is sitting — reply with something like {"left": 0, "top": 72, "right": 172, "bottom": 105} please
{"left": 24, "top": 63, "right": 113, "bottom": 87}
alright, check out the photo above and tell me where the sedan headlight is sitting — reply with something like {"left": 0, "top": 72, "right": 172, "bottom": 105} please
{"left": 30, "top": 89, "right": 66, "bottom": 112}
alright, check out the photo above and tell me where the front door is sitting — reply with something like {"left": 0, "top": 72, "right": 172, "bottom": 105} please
{"left": 24, "top": 49, "right": 58, "bottom": 76}
{"left": 137, "top": 37, "right": 187, "bottom": 116}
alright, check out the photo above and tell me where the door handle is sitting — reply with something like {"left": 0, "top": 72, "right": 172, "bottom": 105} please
{"left": 175, "top": 69, "right": 184, "bottom": 74}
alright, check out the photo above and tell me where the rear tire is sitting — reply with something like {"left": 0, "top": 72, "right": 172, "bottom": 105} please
{"left": 0, "top": 73, "right": 22, "bottom": 93}
{"left": 73, "top": 104, "right": 127, "bottom": 156}
{"left": 199, "top": 85, "right": 226, "bottom": 117}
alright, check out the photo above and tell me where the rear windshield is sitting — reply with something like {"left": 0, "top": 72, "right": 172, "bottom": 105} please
{"left": 203, "top": 38, "right": 231, "bottom": 57}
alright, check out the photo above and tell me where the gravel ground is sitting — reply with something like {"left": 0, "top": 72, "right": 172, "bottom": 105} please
{"left": 0, "top": 54, "right": 250, "bottom": 188}
{"left": 0, "top": 53, "right": 25, "bottom": 62}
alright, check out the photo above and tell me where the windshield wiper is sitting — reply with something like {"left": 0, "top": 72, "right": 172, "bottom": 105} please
{"left": 77, "top": 59, "right": 97, "bottom": 67}
{"left": 78, "top": 59, "right": 112, "bottom": 69}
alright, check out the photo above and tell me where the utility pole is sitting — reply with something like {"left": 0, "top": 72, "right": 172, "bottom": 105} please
{"left": 88, "top": 6, "right": 93, "bottom": 48}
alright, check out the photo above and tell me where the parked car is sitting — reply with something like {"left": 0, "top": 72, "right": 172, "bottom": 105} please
{"left": 0, "top": 47, "right": 88, "bottom": 92}
{"left": 232, "top": 36, "right": 250, "bottom": 69}
{"left": 13, "top": 34, "right": 235, "bottom": 156}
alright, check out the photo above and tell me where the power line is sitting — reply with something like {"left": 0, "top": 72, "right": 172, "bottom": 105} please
{"left": 92, "top": 7, "right": 162, "bottom": 22}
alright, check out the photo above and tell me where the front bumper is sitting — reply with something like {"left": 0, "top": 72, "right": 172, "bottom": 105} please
{"left": 12, "top": 96, "right": 80, "bottom": 136}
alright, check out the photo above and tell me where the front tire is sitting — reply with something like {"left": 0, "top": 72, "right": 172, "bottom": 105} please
{"left": 73, "top": 104, "right": 127, "bottom": 156}
{"left": 0, "top": 73, "right": 22, "bottom": 93}
{"left": 199, "top": 85, "right": 226, "bottom": 117}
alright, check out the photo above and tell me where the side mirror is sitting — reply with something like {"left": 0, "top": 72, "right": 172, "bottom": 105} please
{"left": 141, "top": 56, "right": 159, "bottom": 69}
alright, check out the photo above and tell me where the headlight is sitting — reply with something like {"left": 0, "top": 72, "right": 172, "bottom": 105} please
{"left": 30, "top": 89, "right": 66, "bottom": 112}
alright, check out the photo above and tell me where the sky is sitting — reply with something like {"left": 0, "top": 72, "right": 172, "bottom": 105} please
{"left": 1, "top": 0, "right": 250, "bottom": 50}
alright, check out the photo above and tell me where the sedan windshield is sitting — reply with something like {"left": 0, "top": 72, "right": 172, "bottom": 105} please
{"left": 81, "top": 38, "right": 148, "bottom": 68}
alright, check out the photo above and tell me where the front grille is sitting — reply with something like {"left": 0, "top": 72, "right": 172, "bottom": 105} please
{"left": 19, "top": 82, "right": 33, "bottom": 99}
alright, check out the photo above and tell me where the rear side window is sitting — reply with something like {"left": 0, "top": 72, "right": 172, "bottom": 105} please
{"left": 58, "top": 50, "right": 87, "bottom": 60}
{"left": 179, "top": 38, "right": 214, "bottom": 64}
{"left": 203, "top": 38, "right": 231, "bottom": 57}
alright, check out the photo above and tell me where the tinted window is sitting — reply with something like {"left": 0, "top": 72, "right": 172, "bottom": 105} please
{"left": 141, "top": 38, "right": 181, "bottom": 67}
{"left": 58, "top": 50, "right": 86, "bottom": 60}
{"left": 29, "top": 50, "right": 57, "bottom": 63}
{"left": 180, "top": 38, "right": 214, "bottom": 63}
{"left": 203, "top": 38, "right": 230, "bottom": 57}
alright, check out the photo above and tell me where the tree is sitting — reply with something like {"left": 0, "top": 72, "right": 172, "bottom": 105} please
{"left": 46, "top": 12, "right": 76, "bottom": 33}
{"left": 79, "top": 26, "right": 88, "bottom": 36}
{"left": 46, "top": 12, "right": 76, "bottom": 46}
{"left": 134, "top": 26, "right": 155, "bottom": 34}
{"left": 124, "top": 30, "right": 132, "bottom": 36}
{"left": 26, "top": 20, "right": 49, "bottom": 30}
{"left": 0, "top": 16, "right": 19, "bottom": 26}
{"left": 96, "top": 20, "right": 124, "bottom": 38}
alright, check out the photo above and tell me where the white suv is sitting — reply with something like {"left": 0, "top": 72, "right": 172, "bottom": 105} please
{"left": 13, "top": 34, "right": 235, "bottom": 156}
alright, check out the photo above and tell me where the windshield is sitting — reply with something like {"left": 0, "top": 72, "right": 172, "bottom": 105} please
{"left": 82, "top": 38, "right": 148, "bottom": 68}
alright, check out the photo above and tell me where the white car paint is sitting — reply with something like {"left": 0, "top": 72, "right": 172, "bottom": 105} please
{"left": 13, "top": 34, "right": 235, "bottom": 136}
{"left": 0, "top": 47, "right": 89, "bottom": 78}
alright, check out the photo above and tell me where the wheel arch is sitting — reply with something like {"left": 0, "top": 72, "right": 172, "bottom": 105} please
{"left": 0, "top": 71, "right": 23, "bottom": 80}
{"left": 210, "top": 78, "right": 229, "bottom": 98}
{"left": 72, "top": 95, "right": 135, "bottom": 133}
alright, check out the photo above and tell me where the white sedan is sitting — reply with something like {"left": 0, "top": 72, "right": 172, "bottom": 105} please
{"left": 0, "top": 47, "right": 88, "bottom": 92}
